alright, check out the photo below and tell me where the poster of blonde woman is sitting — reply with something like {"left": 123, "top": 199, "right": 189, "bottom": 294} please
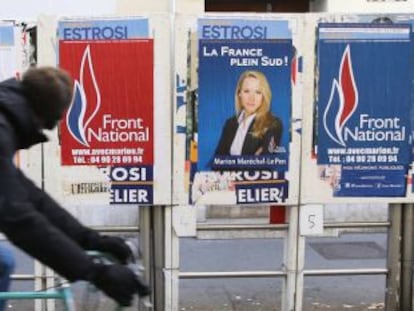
{"left": 191, "top": 18, "right": 295, "bottom": 205}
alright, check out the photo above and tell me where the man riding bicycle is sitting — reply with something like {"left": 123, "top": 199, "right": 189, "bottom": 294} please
{"left": 0, "top": 66, "right": 149, "bottom": 310}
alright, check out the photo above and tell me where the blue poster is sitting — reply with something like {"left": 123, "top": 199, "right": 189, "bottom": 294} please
{"left": 198, "top": 39, "right": 291, "bottom": 171}
{"left": 316, "top": 23, "right": 413, "bottom": 197}
{"left": 193, "top": 18, "right": 293, "bottom": 205}
{"left": 0, "top": 25, "right": 14, "bottom": 45}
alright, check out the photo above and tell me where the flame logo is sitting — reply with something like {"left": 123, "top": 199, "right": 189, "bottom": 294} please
{"left": 322, "top": 45, "right": 358, "bottom": 147}
{"left": 66, "top": 45, "right": 101, "bottom": 147}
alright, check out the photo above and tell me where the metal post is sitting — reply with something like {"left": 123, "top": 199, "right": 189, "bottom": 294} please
{"left": 284, "top": 205, "right": 299, "bottom": 311}
{"left": 401, "top": 203, "right": 414, "bottom": 311}
{"left": 385, "top": 203, "right": 402, "bottom": 311}
{"left": 34, "top": 261, "right": 45, "bottom": 311}
{"left": 139, "top": 206, "right": 153, "bottom": 310}
{"left": 152, "top": 206, "right": 166, "bottom": 311}
{"left": 294, "top": 230, "right": 306, "bottom": 311}
{"left": 165, "top": 206, "right": 179, "bottom": 311}
{"left": 46, "top": 267, "right": 55, "bottom": 311}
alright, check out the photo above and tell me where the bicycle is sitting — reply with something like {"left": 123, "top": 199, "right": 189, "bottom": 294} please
{"left": 0, "top": 276, "right": 75, "bottom": 311}
{"left": 0, "top": 247, "right": 152, "bottom": 311}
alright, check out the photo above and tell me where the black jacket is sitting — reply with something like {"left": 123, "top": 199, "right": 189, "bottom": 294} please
{"left": 0, "top": 78, "right": 101, "bottom": 281}
{"left": 215, "top": 114, "right": 283, "bottom": 156}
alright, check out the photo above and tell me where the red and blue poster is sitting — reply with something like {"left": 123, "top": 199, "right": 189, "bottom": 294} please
{"left": 58, "top": 19, "right": 153, "bottom": 167}
{"left": 58, "top": 18, "right": 154, "bottom": 205}
{"left": 316, "top": 23, "right": 413, "bottom": 197}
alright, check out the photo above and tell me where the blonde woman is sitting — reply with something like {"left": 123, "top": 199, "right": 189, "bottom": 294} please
{"left": 214, "top": 70, "right": 283, "bottom": 156}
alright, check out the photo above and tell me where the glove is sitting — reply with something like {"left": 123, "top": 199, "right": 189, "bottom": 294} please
{"left": 89, "top": 263, "right": 151, "bottom": 307}
{"left": 94, "top": 236, "right": 133, "bottom": 264}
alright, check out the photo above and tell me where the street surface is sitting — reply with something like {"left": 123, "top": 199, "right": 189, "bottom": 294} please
{"left": 179, "top": 232, "right": 387, "bottom": 311}
{"left": 2, "top": 232, "right": 388, "bottom": 311}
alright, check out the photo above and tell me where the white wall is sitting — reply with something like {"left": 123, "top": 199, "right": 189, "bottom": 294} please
{"left": 0, "top": 0, "right": 117, "bottom": 19}
{"left": 116, "top": 0, "right": 203, "bottom": 14}
{"left": 0, "top": 0, "right": 204, "bottom": 19}
{"left": 116, "top": 0, "right": 170, "bottom": 13}
{"left": 311, "top": 0, "right": 414, "bottom": 13}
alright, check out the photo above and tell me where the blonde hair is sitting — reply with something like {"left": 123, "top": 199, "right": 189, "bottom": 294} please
{"left": 235, "top": 70, "right": 274, "bottom": 138}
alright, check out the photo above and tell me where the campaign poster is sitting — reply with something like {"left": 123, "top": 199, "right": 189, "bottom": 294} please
{"left": 192, "top": 18, "right": 293, "bottom": 205}
{"left": 58, "top": 18, "right": 154, "bottom": 204}
{"left": 316, "top": 23, "right": 413, "bottom": 197}
{"left": 1, "top": 23, "right": 24, "bottom": 168}
{"left": 0, "top": 24, "right": 19, "bottom": 80}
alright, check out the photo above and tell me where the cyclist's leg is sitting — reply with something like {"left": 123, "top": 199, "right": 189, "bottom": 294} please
{"left": 0, "top": 245, "right": 15, "bottom": 311}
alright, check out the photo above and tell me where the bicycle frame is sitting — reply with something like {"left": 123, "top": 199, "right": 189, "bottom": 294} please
{"left": 0, "top": 281, "right": 127, "bottom": 311}
{"left": 0, "top": 281, "right": 75, "bottom": 311}
{"left": 0, "top": 250, "right": 146, "bottom": 311}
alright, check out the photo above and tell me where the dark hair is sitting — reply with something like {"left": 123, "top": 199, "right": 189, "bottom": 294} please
{"left": 22, "top": 66, "right": 73, "bottom": 128}
{"left": 371, "top": 16, "right": 393, "bottom": 24}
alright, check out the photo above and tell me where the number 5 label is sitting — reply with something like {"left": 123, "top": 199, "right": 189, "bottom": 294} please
{"left": 300, "top": 204, "right": 324, "bottom": 236}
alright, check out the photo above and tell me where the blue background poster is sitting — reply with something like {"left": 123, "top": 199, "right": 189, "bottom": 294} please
{"left": 316, "top": 23, "right": 413, "bottom": 197}
{"left": 198, "top": 39, "right": 292, "bottom": 172}
{"left": 0, "top": 25, "right": 14, "bottom": 45}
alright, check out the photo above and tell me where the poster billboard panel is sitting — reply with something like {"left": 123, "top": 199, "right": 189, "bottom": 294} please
{"left": 317, "top": 24, "right": 412, "bottom": 197}
{"left": 174, "top": 15, "right": 302, "bottom": 206}
{"left": 0, "top": 24, "right": 19, "bottom": 80}
{"left": 59, "top": 19, "right": 153, "bottom": 167}
{"left": 301, "top": 15, "right": 414, "bottom": 203}
{"left": 57, "top": 17, "right": 158, "bottom": 205}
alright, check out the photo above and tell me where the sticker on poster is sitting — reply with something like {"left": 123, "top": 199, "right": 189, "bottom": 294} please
{"left": 99, "top": 166, "right": 153, "bottom": 204}
{"left": 58, "top": 18, "right": 149, "bottom": 40}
